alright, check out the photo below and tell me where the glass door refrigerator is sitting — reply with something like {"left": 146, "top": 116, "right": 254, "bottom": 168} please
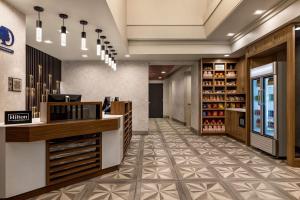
{"left": 250, "top": 62, "right": 286, "bottom": 157}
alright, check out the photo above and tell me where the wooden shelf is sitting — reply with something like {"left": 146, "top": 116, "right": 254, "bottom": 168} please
{"left": 203, "top": 116, "right": 225, "bottom": 119}
{"left": 200, "top": 59, "right": 246, "bottom": 136}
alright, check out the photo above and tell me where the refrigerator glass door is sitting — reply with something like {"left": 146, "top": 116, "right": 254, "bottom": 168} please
{"left": 263, "top": 76, "right": 275, "bottom": 138}
{"left": 252, "top": 78, "right": 262, "bottom": 134}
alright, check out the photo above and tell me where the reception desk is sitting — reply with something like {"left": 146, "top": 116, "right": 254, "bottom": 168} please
{"left": 0, "top": 102, "right": 128, "bottom": 199}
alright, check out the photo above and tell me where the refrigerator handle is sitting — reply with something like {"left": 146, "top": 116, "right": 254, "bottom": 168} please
{"left": 258, "top": 89, "right": 262, "bottom": 105}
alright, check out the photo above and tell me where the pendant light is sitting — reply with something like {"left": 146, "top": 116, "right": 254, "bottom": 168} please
{"left": 110, "top": 49, "right": 115, "bottom": 68}
{"left": 34, "top": 6, "right": 44, "bottom": 42}
{"left": 80, "top": 20, "right": 88, "bottom": 50}
{"left": 95, "top": 29, "right": 102, "bottom": 56}
{"left": 100, "top": 36, "right": 106, "bottom": 60}
{"left": 113, "top": 52, "right": 117, "bottom": 71}
{"left": 59, "top": 14, "right": 68, "bottom": 47}
{"left": 108, "top": 45, "right": 113, "bottom": 67}
{"left": 104, "top": 41, "right": 110, "bottom": 64}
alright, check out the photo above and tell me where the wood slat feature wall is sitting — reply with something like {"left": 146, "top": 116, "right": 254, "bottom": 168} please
{"left": 26, "top": 45, "right": 61, "bottom": 117}
{"left": 46, "top": 133, "right": 102, "bottom": 185}
{"left": 111, "top": 101, "right": 133, "bottom": 156}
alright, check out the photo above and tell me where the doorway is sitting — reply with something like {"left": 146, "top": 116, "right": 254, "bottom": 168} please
{"left": 149, "top": 83, "right": 163, "bottom": 118}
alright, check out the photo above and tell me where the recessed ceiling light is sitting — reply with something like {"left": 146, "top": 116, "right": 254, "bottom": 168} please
{"left": 226, "top": 33, "right": 235, "bottom": 37}
{"left": 158, "top": 76, "right": 162, "bottom": 79}
{"left": 125, "top": 54, "right": 130, "bottom": 58}
{"left": 254, "top": 10, "right": 266, "bottom": 15}
{"left": 224, "top": 54, "right": 230, "bottom": 57}
{"left": 161, "top": 71, "right": 166, "bottom": 74}
{"left": 82, "top": 54, "right": 88, "bottom": 58}
{"left": 44, "top": 40, "right": 53, "bottom": 44}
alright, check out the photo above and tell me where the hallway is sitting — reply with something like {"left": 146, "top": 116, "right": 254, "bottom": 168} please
{"left": 33, "top": 119, "right": 300, "bottom": 200}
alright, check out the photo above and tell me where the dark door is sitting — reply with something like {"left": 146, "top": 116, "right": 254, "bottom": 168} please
{"left": 149, "top": 83, "right": 163, "bottom": 118}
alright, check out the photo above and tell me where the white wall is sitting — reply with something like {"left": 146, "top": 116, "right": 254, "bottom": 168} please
{"left": 191, "top": 63, "right": 199, "bottom": 131}
{"left": 0, "top": 1, "right": 26, "bottom": 123}
{"left": 61, "top": 61, "right": 149, "bottom": 132}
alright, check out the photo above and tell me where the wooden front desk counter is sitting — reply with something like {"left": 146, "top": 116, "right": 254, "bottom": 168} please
{"left": 0, "top": 115, "right": 124, "bottom": 199}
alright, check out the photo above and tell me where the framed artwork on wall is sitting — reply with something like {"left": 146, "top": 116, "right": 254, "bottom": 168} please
{"left": 8, "top": 77, "right": 22, "bottom": 92}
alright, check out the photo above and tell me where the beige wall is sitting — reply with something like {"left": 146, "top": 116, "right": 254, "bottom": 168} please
{"left": 191, "top": 63, "right": 199, "bottom": 131}
{"left": 61, "top": 61, "right": 149, "bottom": 132}
{"left": 127, "top": 0, "right": 206, "bottom": 25}
{"left": 0, "top": 1, "right": 26, "bottom": 123}
{"left": 106, "top": 0, "right": 128, "bottom": 46}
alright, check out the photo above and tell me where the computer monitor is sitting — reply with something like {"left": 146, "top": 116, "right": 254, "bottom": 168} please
{"left": 48, "top": 94, "right": 82, "bottom": 102}
{"left": 102, "top": 97, "right": 111, "bottom": 113}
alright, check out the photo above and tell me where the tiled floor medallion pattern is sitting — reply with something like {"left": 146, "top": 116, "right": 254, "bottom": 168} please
{"left": 32, "top": 119, "right": 300, "bottom": 200}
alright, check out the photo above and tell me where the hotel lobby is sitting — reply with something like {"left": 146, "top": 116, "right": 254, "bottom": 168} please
{"left": 2, "top": 0, "right": 300, "bottom": 199}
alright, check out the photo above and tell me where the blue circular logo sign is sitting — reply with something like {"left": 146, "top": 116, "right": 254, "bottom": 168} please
{"left": 0, "top": 26, "right": 14, "bottom": 47}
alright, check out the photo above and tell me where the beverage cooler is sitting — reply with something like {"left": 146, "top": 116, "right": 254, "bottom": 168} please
{"left": 250, "top": 62, "right": 286, "bottom": 157}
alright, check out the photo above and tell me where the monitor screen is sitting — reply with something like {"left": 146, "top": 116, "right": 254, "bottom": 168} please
{"left": 48, "top": 94, "right": 82, "bottom": 102}
{"left": 102, "top": 97, "right": 111, "bottom": 112}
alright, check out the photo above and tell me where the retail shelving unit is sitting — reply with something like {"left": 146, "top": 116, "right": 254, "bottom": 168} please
{"left": 200, "top": 60, "right": 246, "bottom": 135}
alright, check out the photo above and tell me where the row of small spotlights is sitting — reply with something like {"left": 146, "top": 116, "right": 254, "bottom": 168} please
{"left": 33, "top": 6, "right": 118, "bottom": 71}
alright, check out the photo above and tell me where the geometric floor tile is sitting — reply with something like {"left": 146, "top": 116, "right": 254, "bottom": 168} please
{"left": 272, "top": 181, "right": 300, "bottom": 199}
{"left": 195, "top": 148, "right": 223, "bottom": 156}
{"left": 184, "top": 182, "right": 233, "bottom": 200}
{"left": 99, "top": 166, "right": 136, "bottom": 180}
{"left": 223, "top": 148, "right": 252, "bottom": 155}
{"left": 126, "top": 148, "right": 139, "bottom": 156}
{"left": 143, "top": 149, "right": 168, "bottom": 156}
{"left": 140, "top": 183, "right": 180, "bottom": 200}
{"left": 203, "top": 156, "right": 236, "bottom": 165}
{"left": 121, "top": 156, "right": 138, "bottom": 166}
{"left": 166, "top": 142, "right": 189, "bottom": 148}
{"left": 189, "top": 143, "right": 213, "bottom": 148}
{"left": 143, "top": 156, "right": 169, "bottom": 166}
{"left": 214, "top": 166, "right": 256, "bottom": 179}
{"left": 230, "top": 181, "right": 285, "bottom": 200}
{"left": 142, "top": 167, "right": 174, "bottom": 179}
{"left": 31, "top": 119, "right": 300, "bottom": 200}
{"left": 177, "top": 166, "right": 215, "bottom": 179}
{"left": 234, "top": 155, "right": 270, "bottom": 165}
{"left": 250, "top": 166, "right": 297, "bottom": 179}
{"left": 173, "top": 156, "right": 204, "bottom": 165}
{"left": 169, "top": 149, "right": 195, "bottom": 156}
{"left": 34, "top": 183, "right": 87, "bottom": 200}
{"left": 86, "top": 183, "right": 134, "bottom": 200}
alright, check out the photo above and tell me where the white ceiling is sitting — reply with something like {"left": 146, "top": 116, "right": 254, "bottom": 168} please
{"left": 4, "top": 0, "right": 294, "bottom": 62}
{"left": 208, "top": 0, "right": 282, "bottom": 40}
{"left": 5, "top": 0, "right": 128, "bottom": 61}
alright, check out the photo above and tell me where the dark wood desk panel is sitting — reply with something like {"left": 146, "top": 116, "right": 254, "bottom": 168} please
{"left": 6, "top": 119, "right": 120, "bottom": 142}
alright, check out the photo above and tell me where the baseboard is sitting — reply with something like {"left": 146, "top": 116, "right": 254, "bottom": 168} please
{"left": 133, "top": 131, "right": 148, "bottom": 135}
{"left": 190, "top": 127, "right": 199, "bottom": 134}
{"left": 171, "top": 117, "right": 186, "bottom": 126}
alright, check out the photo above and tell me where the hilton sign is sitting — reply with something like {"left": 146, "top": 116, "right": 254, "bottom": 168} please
{"left": 5, "top": 111, "right": 32, "bottom": 124}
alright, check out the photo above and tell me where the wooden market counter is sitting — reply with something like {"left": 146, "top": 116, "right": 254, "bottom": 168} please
{"left": 0, "top": 102, "right": 131, "bottom": 199}
{"left": 225, "top": 108, "right": 247, "bottom": 142}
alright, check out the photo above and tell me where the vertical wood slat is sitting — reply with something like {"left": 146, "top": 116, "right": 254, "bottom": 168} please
{"left": 25, "top": 45, "right": 62, "bottom": 110}
{"left": 46, "top": 133, "right": 102, "bottom": 185}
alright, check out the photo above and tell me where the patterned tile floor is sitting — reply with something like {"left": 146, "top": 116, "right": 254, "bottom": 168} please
{"left": 32, "top": 118, "right": 300, "bottom": 200}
